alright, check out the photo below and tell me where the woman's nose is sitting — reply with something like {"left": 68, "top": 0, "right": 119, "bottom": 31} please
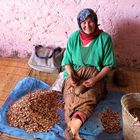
{"left": 85, "top": 22, "right": 89, "bottom": 27}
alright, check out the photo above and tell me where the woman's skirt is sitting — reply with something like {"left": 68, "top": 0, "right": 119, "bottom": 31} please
{"left": 63, "top": 66, "right": 107, "bottom": 123}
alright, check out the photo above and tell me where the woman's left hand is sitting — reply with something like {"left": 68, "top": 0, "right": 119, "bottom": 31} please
{"left": 83, "top": 67, "right": 112, "bottom": 87}
{"left": 83, "top": 78, "right": 97, "bottom": 87}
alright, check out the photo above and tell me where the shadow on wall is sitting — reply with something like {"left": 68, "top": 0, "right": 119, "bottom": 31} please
{"left": 113, "top": 19, "right": 140, "bottom": 69}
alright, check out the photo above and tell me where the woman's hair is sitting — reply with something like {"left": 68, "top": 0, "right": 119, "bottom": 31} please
{"left": 77, "top": 8, "right": 98, "bottom": 29}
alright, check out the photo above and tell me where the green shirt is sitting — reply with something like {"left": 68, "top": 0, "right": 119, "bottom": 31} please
{"left": 62, "top": 30, "right": 116, "bottom": 78}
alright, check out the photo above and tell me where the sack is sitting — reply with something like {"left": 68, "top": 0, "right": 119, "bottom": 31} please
{"left": 28, "top": 45, "right": 65, "bottom": 73}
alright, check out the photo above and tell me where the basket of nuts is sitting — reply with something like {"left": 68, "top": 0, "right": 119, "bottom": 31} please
{"left": 121, "top": 93, "right": 140, "bottom": 140}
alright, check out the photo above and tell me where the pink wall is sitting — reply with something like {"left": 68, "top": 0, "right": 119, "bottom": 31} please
{"left": 0, "top": 0, "right": 140, "bottom": 68}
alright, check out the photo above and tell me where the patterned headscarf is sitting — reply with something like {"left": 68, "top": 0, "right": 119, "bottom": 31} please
{"left": 77, "top": 8, "right": 98, "bottom": 30}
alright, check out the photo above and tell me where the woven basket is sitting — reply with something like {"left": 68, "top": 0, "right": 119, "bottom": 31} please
{"left": 121, "top": 93, "right": 140, "bottom": 140}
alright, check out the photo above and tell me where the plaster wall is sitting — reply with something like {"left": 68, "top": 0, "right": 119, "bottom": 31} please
{"left": 0, "top": 0, "right": 140, "bottom": 67}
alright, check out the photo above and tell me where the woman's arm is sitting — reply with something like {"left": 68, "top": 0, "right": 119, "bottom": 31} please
{"left": 65, "top": 65, "right": 74, "bottom": 76}
{"left": 83, "top": 66, "right": 112, "bottom": 87}
{"left": 65, "top": 65, "right": 80, "bottom": 86}
{"left": 93, "top": 66, "right": 112, "bottom": 82}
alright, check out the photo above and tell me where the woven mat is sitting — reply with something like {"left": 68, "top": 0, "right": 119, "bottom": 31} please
{"left": 0, "top": 58, "right": 57, "bottom": 107}
{"left": 0, "top": 58, "right": 140, "bottom": 105}
{"left": 0, "top": 58, "right": 140, "bottom": 139}
{"left": 107, "top": 68, "right": 140, "bottom": 93}
{"left": 0, "top": 133, "right": 30, "bottom": 140}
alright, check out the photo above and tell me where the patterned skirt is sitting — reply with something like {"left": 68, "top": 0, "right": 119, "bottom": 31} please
{"left": 62, "top": 66, "right": 107, "bottom": 123}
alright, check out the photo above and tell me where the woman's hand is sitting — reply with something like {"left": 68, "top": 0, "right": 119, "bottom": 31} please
{"left": 64, "top": 65, "right": 80, "bottom": 86}
{"left": 83, "top": 77, "right": 97, "bottom": 87}
{"left": 83, "top": 67, "right": 112, "bottom": 87}
{"left": 69, "top": 72, "right": 80, "bottom": 86}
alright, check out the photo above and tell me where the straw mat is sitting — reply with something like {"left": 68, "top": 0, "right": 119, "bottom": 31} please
{"left": 0, "top": 58, "right": 140, "bottom": 139}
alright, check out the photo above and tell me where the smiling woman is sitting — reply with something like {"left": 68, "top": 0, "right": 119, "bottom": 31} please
{"left": 80, "top": 17, "right": 96, "bottom": 35}
{"left": 61, "top": 8, "right": 116, "bottom": 140}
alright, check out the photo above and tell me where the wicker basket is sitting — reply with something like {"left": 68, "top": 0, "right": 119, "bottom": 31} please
{"left": 121, "top": 93, "right": 140, "bottom": 140}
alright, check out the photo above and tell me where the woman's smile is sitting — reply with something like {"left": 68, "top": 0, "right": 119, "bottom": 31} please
{"left": 81, "top": 17, "right": 96, "bottom": 34}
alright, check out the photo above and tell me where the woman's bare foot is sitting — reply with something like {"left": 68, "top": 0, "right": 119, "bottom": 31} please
{"left": 74, "top": 133, "right": 83, "bottom": 140}
{"left": 65, "top": 126, "right": 75, "bottom": 140}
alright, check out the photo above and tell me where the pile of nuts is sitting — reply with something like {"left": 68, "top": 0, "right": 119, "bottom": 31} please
{"left": 130, "top": 108, "right": 140, "bottom": 121}
{"left": 7, "top": 89, "right": 64, "bottom": 133}
{"left": 100, "top": 108, "right": 121, "bottom": 133}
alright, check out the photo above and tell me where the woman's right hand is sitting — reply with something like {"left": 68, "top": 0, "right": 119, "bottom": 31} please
{"left": 70, "top": 72, "right": 80, "bottom": 86}
{"left": 65, "top": 65, "right": 80, "bottom": 86}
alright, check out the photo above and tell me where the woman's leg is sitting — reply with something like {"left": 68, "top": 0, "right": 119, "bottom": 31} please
{"left": 63, "top": 67, "right": 104, "bottom": 139}
{"left": 67, "top": 117, "right": 83, "bottom": 140}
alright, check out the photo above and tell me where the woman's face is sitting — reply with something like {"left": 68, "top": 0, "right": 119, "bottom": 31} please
{"left": 81, "top": 17, "right": 96, "bottom": 34}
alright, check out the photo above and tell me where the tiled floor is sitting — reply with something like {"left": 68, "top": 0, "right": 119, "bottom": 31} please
{"left": 0, "top": 58, "right": 140, "bottom": 107}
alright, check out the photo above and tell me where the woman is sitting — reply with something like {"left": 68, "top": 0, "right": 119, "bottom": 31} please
{"left": 62, "top": 8, "right": 115, "bottom": 140}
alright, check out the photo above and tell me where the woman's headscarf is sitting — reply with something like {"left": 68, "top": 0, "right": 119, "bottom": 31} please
{"left": 77, "top": 8, "right": 103, "bottom": 45}
{"left": 77, "top": 8, "right": 98, "bottom": 30}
